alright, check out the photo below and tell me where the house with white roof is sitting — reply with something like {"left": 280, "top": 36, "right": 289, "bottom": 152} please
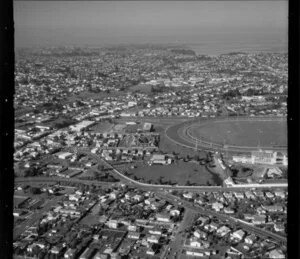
{"left": 232, "top": 230, "right": 245, "bottom": 241}
{"left": 216, "top": 226, "right": 231, "bottom": 237}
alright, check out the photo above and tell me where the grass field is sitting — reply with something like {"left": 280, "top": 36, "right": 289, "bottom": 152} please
{"left": 128, "top": 161, "right": 218, "bottom": 185}
{"left": 79, "top": 202, "right": 101, "bottom": 226}
{"left": 65, "top": 90, "right": 122, "bottom": 103}
{"left": 89, "top": 122, "right": 115, "bottom": 133}
{"left": 188, "top": 119, "right": 287, "bottom": 147}
{"left": 159, "top": 133, "right": 207, "bottom": 158}
{"left": 129, "top": 83, "right": 152, "bottom": 93}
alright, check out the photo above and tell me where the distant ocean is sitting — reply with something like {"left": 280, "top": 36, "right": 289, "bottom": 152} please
{"left": 185, "top": 41, "right": 288, "bottom": 56}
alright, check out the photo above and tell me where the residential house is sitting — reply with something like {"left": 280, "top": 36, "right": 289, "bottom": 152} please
{"left": 245, "top": 234, "right": 257, "bottom": 245}
{"left": 232, "top": 230, "right": 246, "bottom": 241}
{"left": 189, "top": 237, "right": 201, "bottom": 248}
{"left": 127, "top": 232, "right": 140, "bottom": 240}
{"left": 269, "top": 249, "right": 285, "bottom": 259}
{"left": 212, "top": 202, "right": 224, "bottom": 212}
{"left": 147, "top": 235, "right": 160, "bottom": 244}
{"left": 216, "top": 226, "right": 231, "bottom": 237}
{"left": 193, "top": 229, "right": 207, "bottom": 239}
{"left": 185, "top": 250, "right": 204, "bottom": 257}
{"left": 64, "top": 248, "right": 76, "bottom": 259}
{"left": 274, "top": 224, "right": 285, "bottom": 232}
{"left": 252, "top": 215, "right": 266, "bottom": 225}
{"left": 224, "top": 207, "right": 235, "bottom": 214}
{"left": 156, "top": 213, "right": 170, "bottom": 222}
{"left": 245, "top": 191, "right": 256, "bottom": 200}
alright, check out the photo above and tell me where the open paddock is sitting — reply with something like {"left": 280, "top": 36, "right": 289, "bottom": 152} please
{"left": 89, "top": 121, "right": 115, "bottom": 133}
{"left": 128, "top": 161, "right": 219, "bottom": 186}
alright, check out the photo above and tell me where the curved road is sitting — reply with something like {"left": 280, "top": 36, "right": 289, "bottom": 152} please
{"left": 15, "top": 150, "right": 287, "bottom": 192}
{"left": 15, "top": 151, "right": 287, "bottom": 244}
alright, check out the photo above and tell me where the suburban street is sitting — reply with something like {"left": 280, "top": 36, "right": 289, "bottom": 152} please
{"left": 166, "top": 208, "right": 196, "bottom": 259}
{"left": 157, "top": 192, "right": 287, "bottom": 244}
{"left": 14, "top": 149, "right": 287, "bottom": 246}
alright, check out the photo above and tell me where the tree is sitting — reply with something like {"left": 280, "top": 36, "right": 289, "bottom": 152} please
{"left": 222, "top": 89, "right": 241, "bottom": 100}
{"left": 93, "top": 171, "right": 100, "bottom": 180}
{"left": 98, "top": 165, "right": 105, "bottom": 172}
{"left": 30, "top": 187, "right": 41, "bottom": 195}
{"left": 24, "top": 167, "right": 40, "bottom": 177}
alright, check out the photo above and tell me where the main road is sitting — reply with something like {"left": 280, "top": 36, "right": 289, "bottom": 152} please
{"left": 14, "top": 150, "right": 287, "bottom": 244}
{"left": 15, "top": 149, "right": 287, "bottom": 192}
{"left": 156, "top": 192, "right": 287, "bottom": 244}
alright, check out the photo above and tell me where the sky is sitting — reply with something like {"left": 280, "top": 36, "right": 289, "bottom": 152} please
{"left": 14, "top": 1, "right": 288, "bottom": 49}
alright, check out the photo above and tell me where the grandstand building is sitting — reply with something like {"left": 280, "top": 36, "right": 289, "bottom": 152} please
{"left": 251, "top": 150, "right": 287, "bottom": 166}
{"left": 252, "top": 150, "right": 275, "bottom": 164}
{"left": 233, "top": 150, "right": 287, "bottom": 166}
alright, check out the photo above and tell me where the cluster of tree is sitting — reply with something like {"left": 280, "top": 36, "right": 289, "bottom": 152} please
{"left": 87, "top": 84, "right": 101, "bottom": 93}
{"left": 23, "top": 186, "right": 41, "bottom": 195}
{"left": 170, "top": 49, "right": 196, "bottom": 55}
{"left": 93, "top": 171, "right": 119, "bottom": 182}
{"left": 157, "top": 176, "right": 177, "bottom": 185}
{"left": 23, "top": 167, "right": 41, "bottom": 177}
{"left": 185, "top": 180, "right": 198, "bottom": 186}
{"left": 18, "top": 78, "right": 29, "bottom": 85}
{"left": 222, "top": 89, "right": 241, "bottom": 99}
{"left": 197, "top": 55, "right": 212, "bottom": 61}
{"left": 266, "top": 95, "right": 287, "bottom": 103}
{"left": 40, "top": 48, "right": 100, "bottom": 57}
{"left": 151, "top": 85, "right": 168, "bottom": 93}
{"left": 30, "top": 186, "right": 41, "bottom": 194}
{"left": 225, "top": 52, "right": 247, "bottom": 56}
{"left": 41, "top": 102, "right": 64, "bottom": 111}
{"left": 244, "top": 88, "right": 262, "bottom": 96}
{"left": 53, "top": 118, "right": 76, "bottom": 129}
{"left": 217, "top": 69, "right": 237, "bottom": 75}
{"left": 230, "top": 166, "right": 253, "bottom": 178}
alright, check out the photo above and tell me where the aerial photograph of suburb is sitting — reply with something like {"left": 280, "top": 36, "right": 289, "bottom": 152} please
{"left": 13, "top": 1, "right": 287, "bottom": 259}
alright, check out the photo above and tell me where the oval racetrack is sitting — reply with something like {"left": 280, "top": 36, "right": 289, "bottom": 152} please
{"left": 165, "top": 116, "right": 287, "bottom": 154}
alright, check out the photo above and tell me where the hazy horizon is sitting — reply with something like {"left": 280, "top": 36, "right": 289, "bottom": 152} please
{"left": 14, "top": 1, "right": 288, "bottom": 54}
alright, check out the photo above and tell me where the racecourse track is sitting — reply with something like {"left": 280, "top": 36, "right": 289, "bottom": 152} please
{"left": 165, "top": 116, "right": 287, "bottom": 154}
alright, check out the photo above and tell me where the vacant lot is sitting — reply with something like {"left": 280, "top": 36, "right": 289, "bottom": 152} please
{"left": 128, "top": 161, "right": 217, "bottom": 186}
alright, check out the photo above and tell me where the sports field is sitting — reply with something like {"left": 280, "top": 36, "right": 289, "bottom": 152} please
{"left": 187, "top": 119, "right": 287, "bottom": 147}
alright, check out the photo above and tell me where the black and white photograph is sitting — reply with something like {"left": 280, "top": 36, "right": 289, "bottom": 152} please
{"left": 5, "top": 0, "right": 293, "bottom": 258}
